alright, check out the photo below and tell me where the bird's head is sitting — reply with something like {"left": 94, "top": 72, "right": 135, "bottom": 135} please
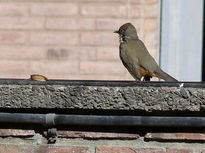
{"left": 114, "top": 23, "right": 138, "bottom": 42}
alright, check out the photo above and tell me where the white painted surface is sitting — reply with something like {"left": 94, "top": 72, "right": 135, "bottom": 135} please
{"left": 160, "top": 0, "right": 203, "bottom": 81}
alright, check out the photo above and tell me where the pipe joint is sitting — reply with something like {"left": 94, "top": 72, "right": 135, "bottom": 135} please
{"left": 46, "top": 113, "right": 56, "bottom": 127}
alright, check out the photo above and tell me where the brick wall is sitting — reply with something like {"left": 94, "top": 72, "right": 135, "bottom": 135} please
{"left": 0, "top": 0, "right": 160, "bottom": 80}
{"left": 0, "top": 129, "right": 205, "bottom": 153}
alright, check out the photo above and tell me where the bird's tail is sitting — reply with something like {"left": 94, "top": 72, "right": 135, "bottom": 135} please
{"left": 156, "top": 69, "right": 178, "bottom": 82}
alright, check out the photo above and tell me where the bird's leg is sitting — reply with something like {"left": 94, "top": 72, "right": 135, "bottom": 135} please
{"left": 143, "top": 75, "right": 152, "bottom": 81}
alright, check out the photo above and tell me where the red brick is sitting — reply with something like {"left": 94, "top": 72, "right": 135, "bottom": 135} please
{"left": 12, "top": 46, "right": 93, "bottom": 61}
{"left": 144, "top": 19, "right": 159, "bottom": 32}
{"left": 0, "top": 17, "right": 44, "bottom": 30}
{"left": 0, "top": 144, "right": 50, "bottom": 153}
{"left": 0, "top": 46, "right": 42, "bottom": 60}
{"left": 30, "top": 32, "right": 78, "bottom": 45}
{"left": 137, "top": 148, "right": 165, "bottom": 153}
{"left": 45, "top": 131, "right": 139, "bottom": 139}
{"left": 96, "top": 146, "right": 136, "bottom": 153}
{"left": 48, "top": 46, "right": 79, "bottom": 60}
{"left": 0, "top": 73, "right": 61, "bottom": 80}
{"left": 145, "top": 0, "right": 159, "bottom": 4}
{"left": 80, "top": 4, "right": 127, "bottom": 17}
{"left": 0, "top": 46, "right": 79, "bottom": 60}
{"left": 0, "top": 144, "right": 35, "bottom": 153}
{"left": 0, "top": 145, "right": 89, "bottom": 153}
{"left": 79, "top": 61, "right": 126, "bottom": 75}
{"left": 0, "top": 60, "right": 33, "bottom": 75}
{"left": 145, "top": 133, "right": 205, "bottom": 141}
{"left": 49, "top": 146, "right": 89, "bottom": 153}
{"left": 78, "top": 0, "right": 124, "bottom": 2}
{"left": 46, "top": 46, "right": 95, "bottom": 60}
{"left": 130, "top": 0, "right": 142, "bottom": 4}
{"left": 45, "top": 74, "right": 94, "bottom": 80}
{"left": 129, "top": 5, "right": 142, "bottom": 17}
{"left": 96, "top": 47, "right": 119, "bottom": 61}
{"left": 0, "top": 31, "right": 28, "bottom": 44}
{"left": 79, "top": 46, "right": 96, "bottom": 61}
{"left": 0, "top": 3, "right": 29, "bottom": 16}
{"left": 46, "top": 47, "right": 79, "bottom": 60}
{"left": 40, "top": 46, "right": 94, "bottom": 61}
{"left": 30, "top": 61, "right": 79, "bottom": 75}
{"left": 166, "top": 148, "right": 193, "bottom": 153}
{"left": 96, "top": 74, "right": 133, "bottom": 80}
{"left": 201, "top": 149, "right": 205, "bottom": 153}
{"left": 96, "top": 18, "right": 130, "bottom": 30}
{"left": 0, "top": 60, "right": 78, "bottom": 76}
{"left": 31, "top": 3, "right": 78, "bottom": 16}
{"left": 69, "top": 72, "right": 130, "bottom": 80}
{"left": 46, "top": 18, "right": 95, "bottom": 30}
{"left": 34, "top": 146, "right": 49, "bottom": 153}
{"left": 52, "top": 74, "right": 130, "bottom": 80}
{"left": 80, "top": 32, "right": 118, "bottom": 46}
{"left": 0, "top": 129, "right": 35, "bottom": 137}
{"left": 0, "top": 73, "right": 29, "bottom": 79}
{"left": 144, "top": 3, "right": 159, "bottom": 18}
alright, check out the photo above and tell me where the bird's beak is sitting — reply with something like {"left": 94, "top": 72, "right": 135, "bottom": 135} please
{"left": 113, "top": 30, "right": 119, "bottom": 34}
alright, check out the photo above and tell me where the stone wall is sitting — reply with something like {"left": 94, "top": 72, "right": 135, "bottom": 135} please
{"left": 0, "top": 80, "right": 204, "bottom": 111}
{"left": 0, "top": 0, "right": 160, "bottom": 80}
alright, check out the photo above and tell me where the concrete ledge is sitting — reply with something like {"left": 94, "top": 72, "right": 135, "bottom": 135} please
{"left": 0, "top": 79, "right": 204, "bottom": 112}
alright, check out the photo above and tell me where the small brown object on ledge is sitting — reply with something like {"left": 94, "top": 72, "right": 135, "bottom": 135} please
{"left": 30, "top": 74, "right": 48, "bottom": 81}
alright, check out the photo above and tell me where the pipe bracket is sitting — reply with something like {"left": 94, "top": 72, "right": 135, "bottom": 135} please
{"left": 46, "top": 114, "right": 57, "bottom": 144}
{"left": 47, "top": 128, "right": 57, "bottom": 144}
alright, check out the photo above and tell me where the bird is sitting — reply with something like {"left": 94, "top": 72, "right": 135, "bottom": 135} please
{"left": 114, "top": 23, "right": 177, "bottom": 82}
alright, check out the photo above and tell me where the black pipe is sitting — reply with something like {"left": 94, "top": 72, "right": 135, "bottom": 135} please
{"left": 0, "top": 113, "right": 45, "bottom": 125}
{"left": 55, "top": 115, "right": 205, "bottom": 127}
{"left": 0, "top": 113, "right": 205, "bottom": 127}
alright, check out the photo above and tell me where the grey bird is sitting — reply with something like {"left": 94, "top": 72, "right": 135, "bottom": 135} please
{"left": 114, "top": 23, "right": 177, "bottom": 82}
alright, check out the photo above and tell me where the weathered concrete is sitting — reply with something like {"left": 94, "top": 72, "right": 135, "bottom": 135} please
{"left": 0, "top": 79, "right": 204, "bottom": 112}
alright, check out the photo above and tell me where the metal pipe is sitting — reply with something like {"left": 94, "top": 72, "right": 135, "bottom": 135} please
{"left": 0, "top": 113, "right": 45, "bottom": 125}
{"left": 0, "top": 113, "right": 205, "bottom": 127}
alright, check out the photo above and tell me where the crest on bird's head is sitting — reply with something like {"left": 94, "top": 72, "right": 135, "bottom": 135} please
{"left": 114, "top": 23, "right": 138, "bottom": 42}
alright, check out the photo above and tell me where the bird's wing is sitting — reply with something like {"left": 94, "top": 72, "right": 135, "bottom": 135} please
{"left": 120, "top": 43, "right": 142, "bottom": 80}
{"left": 135, "top": 40, "right": 177, "bottom": 81}
{"left": 135, "top": 40, "right": 159, "bottom": 74}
